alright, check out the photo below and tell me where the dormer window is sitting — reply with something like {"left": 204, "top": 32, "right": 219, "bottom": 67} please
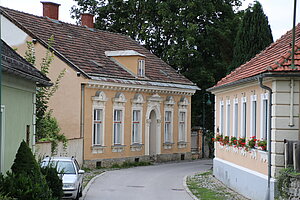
{"left": 138, "top": 59, "right": 145, "bottom": 77}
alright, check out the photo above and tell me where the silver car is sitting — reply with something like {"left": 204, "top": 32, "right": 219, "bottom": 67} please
{"left": 41, "top": 157, "right": 85, "bottom": 200}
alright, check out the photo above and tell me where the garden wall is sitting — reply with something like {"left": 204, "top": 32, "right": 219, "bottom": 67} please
{"left": 35, "top": 138, "right": 83, "bottom": 165}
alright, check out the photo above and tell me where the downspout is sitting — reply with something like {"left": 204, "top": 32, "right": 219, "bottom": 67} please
{"left": 259, "top": 77, "right": 272, "bottom": 200}
{"left": 289, "top": 79, "right": 295, "bottom": 127}
{"left": 80, "top": 84, "right": 85, "bottom": 164}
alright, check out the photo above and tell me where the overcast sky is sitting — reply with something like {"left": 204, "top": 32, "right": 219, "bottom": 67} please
{"left": 0, "top": 0, "right": 299, "bottom": 41}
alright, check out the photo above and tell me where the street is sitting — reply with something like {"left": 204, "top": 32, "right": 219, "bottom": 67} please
{"left": 84, "top": 159, "right": 213, "bottom": 200}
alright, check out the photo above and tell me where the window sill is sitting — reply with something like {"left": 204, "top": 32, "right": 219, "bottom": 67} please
{"left": 130, "top": 143, "right": 143, "bottom": 152}
{"left": 112, "top": 145, "right": 126, "bottom": 153}
{"left": 163, "top": 142, "right": 174, "bottom": 150}
{"left": 177, "top": 141, "right": 187, "bottom": 149}
{"left": 91, "top": 145, "right": 106, "bottom": 154}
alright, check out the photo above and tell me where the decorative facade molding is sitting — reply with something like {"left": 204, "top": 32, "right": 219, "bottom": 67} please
{"left": 91, "top": 145, "right": 106, "bottom": 154}
{"left": 111, "top": 145, "right": 126, "bottom": 153}
{"left": 87, "top": 79, "right": 197, "bottom": 96}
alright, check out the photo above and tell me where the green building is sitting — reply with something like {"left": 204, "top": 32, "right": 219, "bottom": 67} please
{"left": 0, "top": 40, "right": 51, "bottom": 173}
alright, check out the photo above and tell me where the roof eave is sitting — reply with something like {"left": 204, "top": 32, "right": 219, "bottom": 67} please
{"left": 208, "top": 71, "right": 300, "bottom": 92}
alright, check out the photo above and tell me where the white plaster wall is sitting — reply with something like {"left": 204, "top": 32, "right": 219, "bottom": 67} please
{"left": 35, "top": 138, "right": 84, "bottom": 166}
{"left": 213, "top": 158, "right": 276, "bottom": 200}
{"left": 1, "top": 15, "right": 28, "bottom": 46}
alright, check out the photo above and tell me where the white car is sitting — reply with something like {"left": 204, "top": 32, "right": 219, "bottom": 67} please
{"left": 41, "top": 157, "right": 85, "bottom": 200}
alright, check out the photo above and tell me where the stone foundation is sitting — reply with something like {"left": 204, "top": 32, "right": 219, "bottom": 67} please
{"left": 84, "top": 152, "right": 192, "bottom": 168}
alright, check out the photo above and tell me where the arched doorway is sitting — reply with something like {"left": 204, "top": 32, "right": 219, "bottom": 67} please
{"left": 149, "top": 110, "right": 157, "bottom": 155}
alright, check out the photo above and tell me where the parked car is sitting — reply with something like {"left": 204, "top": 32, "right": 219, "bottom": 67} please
{"left": 41, "top": 157, "right": 85, "bottom": 199}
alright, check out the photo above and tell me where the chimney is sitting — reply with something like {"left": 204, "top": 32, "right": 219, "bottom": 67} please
{"left": 81, "top": 13, "right": 94, "bottom": 28}
{"left": 41, "top": 1, "right": 60, "bottom": 20}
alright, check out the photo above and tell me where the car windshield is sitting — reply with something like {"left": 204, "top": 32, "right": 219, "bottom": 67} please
{"left": 42, "top": 160, "right": 76, "bottom": 174}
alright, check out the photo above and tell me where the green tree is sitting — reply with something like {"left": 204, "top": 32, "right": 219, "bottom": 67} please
{"left": 11, "top": 141, "right": 40, "bottom": 175}
{"left": 0, "top": 141, "right": 54, "bottom": 200}
{"left": 71, "top": 0, "right": 242, "bottom": 130}
{"left": 229, "top": 1, "right": 273, "bottom": 71}
{"left": 24, "top": 36, "right": 67, "bottom": 154}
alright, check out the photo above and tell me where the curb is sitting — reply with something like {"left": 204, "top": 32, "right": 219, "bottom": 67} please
{"left": 82, "top": 172, "right": 106, "bottom": 200}
{"left": 183, "top": 175, "right": 199, "bottom": 200}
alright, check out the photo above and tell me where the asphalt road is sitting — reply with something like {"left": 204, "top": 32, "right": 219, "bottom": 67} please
{"left": 84, "top": 159, "right": 213, "bottom": 200}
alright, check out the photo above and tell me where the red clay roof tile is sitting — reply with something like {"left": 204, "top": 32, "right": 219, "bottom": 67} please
{"left": 0, "top": 6, "right": 194, "bottom": 85}
{"left": 212, "top": 24, "right": 300, "bottom": 90}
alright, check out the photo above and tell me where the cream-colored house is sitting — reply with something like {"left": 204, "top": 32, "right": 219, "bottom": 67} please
{"left": 0, "top": 3, "right": 198, "bottom": 167}
{"left": 208, "top": 25, "right": 300, "bottom": 199}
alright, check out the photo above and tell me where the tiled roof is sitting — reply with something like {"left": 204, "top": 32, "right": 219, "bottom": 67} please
{"left": 0, "top": 6, "right": 194, "bottom": 85}
{"left": 1, "top": 40, "right": 51, "bottom": 86}
{"left": 211, "top": 23, "right": 300, "bottom": 90}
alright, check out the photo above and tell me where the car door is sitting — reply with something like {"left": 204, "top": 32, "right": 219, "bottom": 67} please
{"left": 74, "top": 159, "right": 83, "bottom": 186}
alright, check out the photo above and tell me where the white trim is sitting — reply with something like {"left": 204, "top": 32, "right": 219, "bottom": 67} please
{"left": 131, "top": 94, "right": 144, "bottom": 145}
{"left": 145, "top": 94, "right": 162, "bottom": 155}
{"left": 92, "top": 91, "right": 107, "bottom": 147}
{"left": 105, "top": 50, "right": 146, "bottom": 57}
{"left": 220, "top": 100, "right": 224, "bottom": 135}
{"left": 0, "top": 105, "right": 5, "bottom": 174}
{"left": 178, "top": 110, "right": 187, "bottom": 143}
{"left": 88, "top": 78, "right": 199, "bottom": 94}
{"left": 214, "top": 96, "right": 217, "bottom": 134}
{"left": 260, "top": 93, "right": 269, "bottom": 140}
{"left": 233, "top": 98, "right": 238, "bottom": 137}
{"left": 164, "top": 96, "right": 175, "bottom": 144}
{"left": 138, "top": 59, "right": 145, "bottom": 77}
{"left": 112, "top": 92, "right": 126, "bottom": 145}
{"left": 226, "top": 100, "right": 231, "bottom": 136}
{"left": 250, "top": 95, "right": 257, "bottom": 137}
{"left": 240, "top": 97, "right": 247, "bottom": 138}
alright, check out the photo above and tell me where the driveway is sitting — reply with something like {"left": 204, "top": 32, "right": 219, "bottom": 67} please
{"left": 84, "top": 159, "right": 213, "bottom": 200}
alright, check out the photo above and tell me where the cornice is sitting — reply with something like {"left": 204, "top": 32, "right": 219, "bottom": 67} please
{"left": 86, "top": 80, "right": 196, "bottom": 96}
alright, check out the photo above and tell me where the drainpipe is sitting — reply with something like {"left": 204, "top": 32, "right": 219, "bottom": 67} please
{"left": 80, "top": 84, "right": 85, "bottom": 164}
{"left": 289, "top": 79, "right": 295, "bottom": 127}
{"left": 259, "top": 77, "right": 272, "bottom": 200}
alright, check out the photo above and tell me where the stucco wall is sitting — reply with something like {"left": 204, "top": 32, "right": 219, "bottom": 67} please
{"left": 113, "top": 55, "right": 145, "bottom": 75}
{"left": 14, "top": 42, "right": 86, "bottom": 139}
{"left": 83, "top": 87, "right": 192, "bottom": 161}
{"left": 1, "top": 73, "right": 36, "bottom": 173}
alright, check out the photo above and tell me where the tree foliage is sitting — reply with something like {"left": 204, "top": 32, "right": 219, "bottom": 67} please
{"left": 71, "top": 0, "right": 243, "bottom": 130}
{"left": 24, "top": 36, "right": 67, "bottom": 154}
{"left": 229, "top": 1, "right": 273, "bottom": 71}
{"left": 0, "top": 141, "right": 55, "bottom": 200}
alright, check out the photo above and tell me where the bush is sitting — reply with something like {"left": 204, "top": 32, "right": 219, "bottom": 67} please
{"left": 0, "top": 172, "right": 54, "bottom": 200}
{"left": 41, "top": 165, "right": 63, "bottom": 199}
{"left": 0, "top": 141, "right": 55, "bottom": 200}
{"left": 11, "top": 141, "right": 40, "bottom": 176}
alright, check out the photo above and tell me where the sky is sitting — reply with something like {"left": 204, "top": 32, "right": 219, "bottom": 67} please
{"left": 0, "top": 0, "right": 299, "bottom": 41}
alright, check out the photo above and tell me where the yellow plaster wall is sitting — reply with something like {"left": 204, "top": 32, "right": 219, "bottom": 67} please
{"left": 83, "top": 88, "right": 192, "bottom": 160}
{"left": 213, "top": 81, "right": 272, "bottom": 174}
{"left": 113, "top": 56, "right": 144, "bottom": 75}
{"left": 13, "top": 38, "right": 86, "bottom": 139}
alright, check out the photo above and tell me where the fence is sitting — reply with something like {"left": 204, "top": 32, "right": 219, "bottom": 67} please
{"left": 35, "top": 138, "right": 83, "bottom": 166}
{"left": 284, "top": 139, "right": 300, "bottom": 171}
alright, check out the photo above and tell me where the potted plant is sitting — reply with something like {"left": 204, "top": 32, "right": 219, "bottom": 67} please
{"left": 229, "top": 136, "right": 237, "bottom": 146}
{"left": 257, "top": 140, "right": 267, "bottom": 151}
{"left": 223, "top": 136, "right": 230, "bottom": 146}
{"left": 237, "top": 137, "right": 246, "bottom": 148}
{"left": 247, "top": 136, "right": 257, "bottom": 149}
